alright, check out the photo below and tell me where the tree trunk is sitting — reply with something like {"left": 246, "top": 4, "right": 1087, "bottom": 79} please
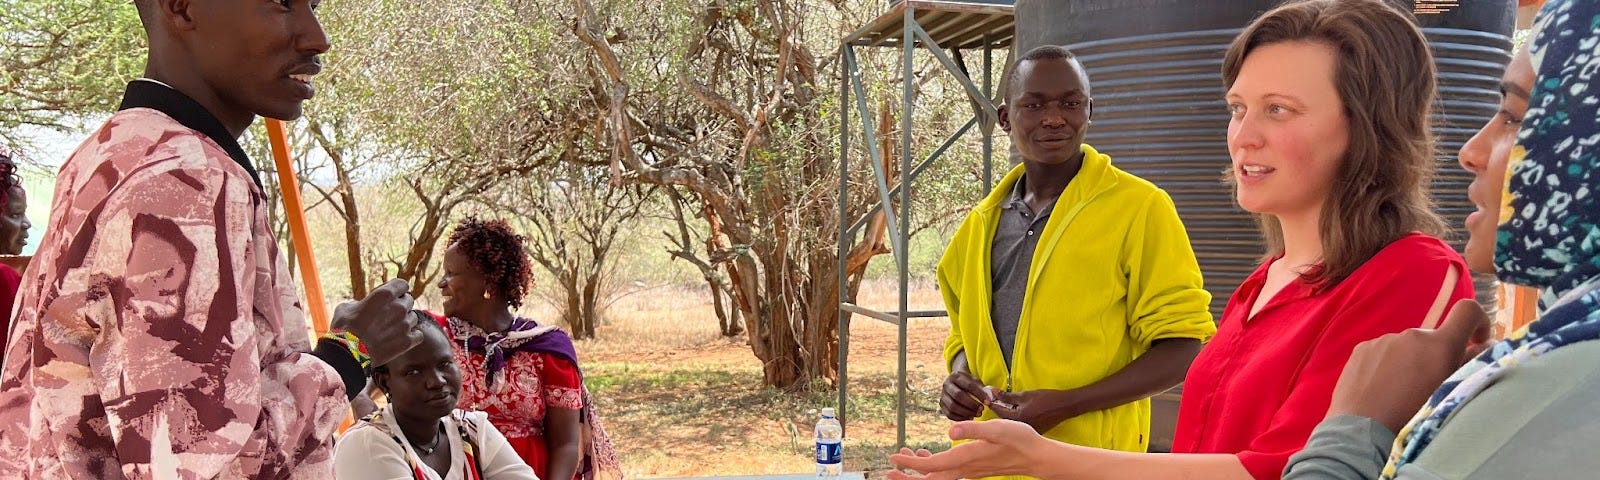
{"left": 726, "top": 291, "right": 746, "bottom": 337}
{"left": 561, "top": 270, "right": 585, "bottom": 337}
{"left": 710, "top": 275, "right": 745, "bottom": 337}
{"left": 578, "top": 270, "right": 601, "bottom": 339}
{"left": 306, "top": 119, "right": 370, "bottom": 299}
{"left": 394, "top": 179, "right": 454, "bottom": 298}
{"left": 732, "top": 240, "right": 858, "bottom": 391}
{"left": 333, "top": 153, "right": 367, "bottom": 299}
{"left": 803, "top": 249, "right": 843, "bottom": 383}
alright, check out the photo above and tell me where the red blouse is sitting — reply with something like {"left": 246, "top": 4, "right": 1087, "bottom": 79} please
{"left": 0, "top": 263, "right": 18, "bottom": 366}
{"left": 1171, "top": 233, "right": 1473, "bottom": 480}
{"left": 442, "top": 317, "right": 585, "bottom": 479}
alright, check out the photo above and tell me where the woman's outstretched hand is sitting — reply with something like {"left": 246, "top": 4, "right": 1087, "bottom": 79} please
{"left": 888, "top": 419, "right": 1049, "bottom": 480}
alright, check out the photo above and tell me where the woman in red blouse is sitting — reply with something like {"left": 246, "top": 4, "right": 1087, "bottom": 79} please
{"left": 889, "top": 1, "right": 1476, "bottom": 479}
{"left": 0, "top": 150, "right": 31, "bottom": 363}
{"left": 431, "top": 217, "right": 620, "bottom": 480}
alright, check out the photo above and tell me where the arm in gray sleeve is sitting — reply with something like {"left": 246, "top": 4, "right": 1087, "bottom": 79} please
{"left": 1282, "top": 414, "right": 1397, "bottom": 480}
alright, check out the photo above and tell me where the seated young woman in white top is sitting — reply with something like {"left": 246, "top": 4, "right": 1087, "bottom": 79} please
{"left": 336, "top": 313, "right": 539, "bottom": 480}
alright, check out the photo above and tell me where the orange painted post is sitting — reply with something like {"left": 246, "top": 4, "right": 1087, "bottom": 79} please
{"left": 265, "top": 119, "right": 353, "bottom": 434}
{"left": 1518, "top": 0, "right": 1546, "bottom": 28}
{"left": 264, "top": 119, "right": 331, "bottom": 334}
{"left": 1495, "top": 283, "right": 1541, "bottom": 338}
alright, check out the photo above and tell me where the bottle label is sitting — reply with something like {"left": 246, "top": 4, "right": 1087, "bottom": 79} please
{"left": 816, "top": 440, "right": 842, "bottom": 465}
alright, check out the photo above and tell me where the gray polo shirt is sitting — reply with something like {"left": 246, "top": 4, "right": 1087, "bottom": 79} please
{"left": 1283, "top": 341, "right": 1600, "bottom": 480}
{"left": 991, "top": 176, "right": 1058, "bottom": 368}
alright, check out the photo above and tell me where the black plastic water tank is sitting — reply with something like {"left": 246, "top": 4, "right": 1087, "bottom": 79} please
{"left": 1014, "top": 0, "right": 1513, "bottom": 318}
{"left": 1414, "top": 3, "right": 1517, "bottom": 306}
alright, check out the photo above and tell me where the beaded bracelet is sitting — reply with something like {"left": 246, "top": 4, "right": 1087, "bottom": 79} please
{"left": 322, "top": 330, "right": 373, "bottom": 372}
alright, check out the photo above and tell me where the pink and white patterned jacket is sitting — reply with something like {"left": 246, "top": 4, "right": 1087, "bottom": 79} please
{"left": 0, "top": 108, "right": 346, "bottom": 479}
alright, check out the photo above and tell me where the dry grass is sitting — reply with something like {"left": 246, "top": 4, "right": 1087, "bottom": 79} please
{"left": 532, "top": 278, "right": 956, "bottom": 478}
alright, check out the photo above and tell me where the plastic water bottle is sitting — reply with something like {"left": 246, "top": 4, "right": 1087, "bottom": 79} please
{"left": 815, "top": 408, "right": 843, "bottom": 479}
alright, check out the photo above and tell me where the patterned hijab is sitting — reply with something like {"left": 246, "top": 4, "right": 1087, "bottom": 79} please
{"left": 1382, "top": 1, "right": 1600, "bottom": 476}
{"left": 1493, "top": 0, "right": 1600, "bottom": 305}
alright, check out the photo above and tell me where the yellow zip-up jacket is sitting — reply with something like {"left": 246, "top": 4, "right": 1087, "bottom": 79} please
{"left": 940, "top": 144, "right": 1216, "bottom": 456}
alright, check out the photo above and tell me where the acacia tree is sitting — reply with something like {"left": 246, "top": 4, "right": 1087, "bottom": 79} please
{"left": 1, "top": 0, "right": 143, "bottom": 147}
{"left": 661, "top": 186, "right": 746, "bottom": 337}
{"left": 570, "top": 0, "right": 991, "bottom": 389}
{"left": 295, "top": 117, "right": 378, "bottom": 298}
{"left": 572, "top": 0, "right": 890, "bottom": 389}
{"left": 287, "top": 0, "right": 580, "bottom": 298}
{"left": 483, "top": 164, "right": 653, "bottom": 339}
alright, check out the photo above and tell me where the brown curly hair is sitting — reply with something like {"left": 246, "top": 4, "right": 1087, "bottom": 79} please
{"left": 446, "top": 217, "right": 533, "bottom": 309}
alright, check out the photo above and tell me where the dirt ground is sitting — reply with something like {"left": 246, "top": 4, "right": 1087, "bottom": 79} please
{"left": 551, "top": 280, "right": 955, "bottom": 478}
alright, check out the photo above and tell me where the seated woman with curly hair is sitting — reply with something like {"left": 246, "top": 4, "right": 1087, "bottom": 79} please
{"left": 430, "top": 217, "right": 621, "bottom": 480}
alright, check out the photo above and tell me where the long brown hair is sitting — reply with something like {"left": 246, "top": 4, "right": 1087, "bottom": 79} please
{"left": 1222, "top": 0, "right": 1446, "bottom": 289}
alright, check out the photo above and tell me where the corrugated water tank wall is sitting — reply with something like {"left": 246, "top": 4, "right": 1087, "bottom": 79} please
{"left": 1420, "top": 3, "right": 1517, "bottom": 306}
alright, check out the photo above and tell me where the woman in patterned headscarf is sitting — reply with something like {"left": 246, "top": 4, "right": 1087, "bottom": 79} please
{"left": 1280, "top": 0, "right": 1600, "bottom": 478}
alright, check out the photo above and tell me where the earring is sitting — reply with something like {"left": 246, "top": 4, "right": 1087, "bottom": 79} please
{"left": 483, "top": 291, "right": 492, "bottom": 300}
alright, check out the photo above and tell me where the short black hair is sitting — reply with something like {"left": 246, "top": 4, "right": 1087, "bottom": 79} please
{"left": 1004, "top": 45, "right": 1088, "bottom": 101}
{"left": 371, "top": 312, "right": 447, "bottom": 377}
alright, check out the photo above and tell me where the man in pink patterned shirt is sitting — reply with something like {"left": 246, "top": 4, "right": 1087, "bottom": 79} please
{"left": 0, "top": 0, "right": 425, "bottom": 477}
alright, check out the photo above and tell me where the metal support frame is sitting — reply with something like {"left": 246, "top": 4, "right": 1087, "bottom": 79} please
{"left": 834, "top": 2, "right": 1010, "bottom": 449}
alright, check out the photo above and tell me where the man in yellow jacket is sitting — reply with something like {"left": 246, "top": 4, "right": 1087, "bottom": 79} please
{"left": 939, "top": 45, "right": 1217, "bottom": 465}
